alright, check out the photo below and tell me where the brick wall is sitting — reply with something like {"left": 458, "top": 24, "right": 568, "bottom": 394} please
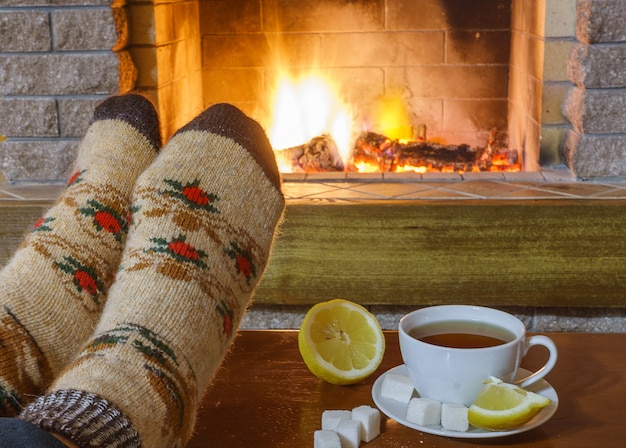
{"left": 563, "top": 0, "right": 626, "bottom": 178}
{"left": 0, "top": 0, "right": 126, "bottom": 182}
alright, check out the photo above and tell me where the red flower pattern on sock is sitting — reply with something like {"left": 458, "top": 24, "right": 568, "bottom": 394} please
{"left": 149, "top": 235, "right": 208, "bottom": 268}
{"left": 55, "top": 256, "right": 105, "bottom": 304}
{"left": 162, "top": 179, "right": 219, "bottom": 213}
{"left": 224, "top": 242, "right": 256, "bottom": 285}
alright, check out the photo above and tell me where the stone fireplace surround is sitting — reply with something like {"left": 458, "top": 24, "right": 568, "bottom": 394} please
{"left": 0, "top": 0, "right": 625, "bottom": 331}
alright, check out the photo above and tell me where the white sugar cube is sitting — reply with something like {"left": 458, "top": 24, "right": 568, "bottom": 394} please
{"left": 314, "top": 430, "right": 341, "bottom": 448}
{"left": 336, "top": 419, "right": 361, "bottom": 448}
{"left": 351, "top": 405, "right": 381, "bottom": 442}
{"left": 321, "top": 410, "right": 351, "bottom": 431}
{"left": 441, "top": 403, "right": 469, "bottom": 432}
{"left": 380, "top": 373, "right": 415, "bottom": 404}
{"left": 406, "top": 397, "right": 442, "bottom": 426}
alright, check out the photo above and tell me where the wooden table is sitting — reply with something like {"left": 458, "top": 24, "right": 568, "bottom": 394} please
{"left": 188, "top": 330, "right": 626, "bottom": 447}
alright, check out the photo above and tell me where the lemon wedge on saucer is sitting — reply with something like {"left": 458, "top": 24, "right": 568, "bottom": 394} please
{"left": 298, "top": 299, "right": 385, "bottom": 385}
{"left": 468, "top": 377, "right": 551, "bottom": 431}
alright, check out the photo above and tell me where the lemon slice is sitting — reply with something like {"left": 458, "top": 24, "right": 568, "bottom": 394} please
{"left": 298, "top": 299, "right": 385, "bottom": 385}
{"left": 468, "top": 377, "right": 551, "bottom": 431}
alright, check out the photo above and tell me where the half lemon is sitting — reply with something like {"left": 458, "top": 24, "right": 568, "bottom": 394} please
{"left": 298, "top": 299, "right": 385, "bottom": 385}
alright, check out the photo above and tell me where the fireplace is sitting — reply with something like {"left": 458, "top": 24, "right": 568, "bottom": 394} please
{"left": 116, "top": 0, "right": 623, "bottom": 178}
{"left": 129, "top": 0, "right": 521, "bottom": 171}
{"left": 0, "top": 0, "right": 624, "bottom": 180}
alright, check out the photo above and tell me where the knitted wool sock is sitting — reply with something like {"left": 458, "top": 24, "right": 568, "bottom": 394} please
{"left": 0, "top": 94, "right": 161, "bottom": 416}
{"left": 19, "top": 104, "right": 285, "bottom": 448}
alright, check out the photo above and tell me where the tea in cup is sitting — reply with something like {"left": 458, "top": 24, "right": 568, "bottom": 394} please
{"left": 398, "top": 305, "right": 557, "bottom": 406}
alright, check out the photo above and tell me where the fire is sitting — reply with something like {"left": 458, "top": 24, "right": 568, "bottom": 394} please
{"left": 372, "top": 92, "right": 414, "bottom": 142}
{"left": 267, "top": 72, "right": 354, "bottom": 172}
{"left": 266, "top": 71, "right": 521, "bottom": 174}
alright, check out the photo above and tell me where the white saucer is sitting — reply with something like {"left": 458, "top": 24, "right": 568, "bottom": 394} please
{"left": 372, "top": 365, "right": 559, "bottom": 439}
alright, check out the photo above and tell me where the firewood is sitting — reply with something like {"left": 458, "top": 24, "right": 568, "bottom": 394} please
{"left": 274, "top": 134, "right": 345, "bottom": 172}
{"left": 350, "top": 131, "right": 519, "bottom": 172}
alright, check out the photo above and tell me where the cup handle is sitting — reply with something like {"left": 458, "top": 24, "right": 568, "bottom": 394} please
{"left": 514, "top": 335, "right": 558, "bottom": 388}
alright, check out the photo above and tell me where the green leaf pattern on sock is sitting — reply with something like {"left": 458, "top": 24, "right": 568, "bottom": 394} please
{"left": 82, "top": 323, "right": 192, "bottom": 436}
{"left": 31, "top": 216, "right": 55, "bottom": 232}
{"left": 67, "top": 169, "right": 86, "bottom": 187}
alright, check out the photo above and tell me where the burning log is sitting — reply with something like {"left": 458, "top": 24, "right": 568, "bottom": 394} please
{"left": 274, "top": 134, "right": 345, "bottom": 172}
{"left": 350, "top": 131, "right": 519, "bottom": 173}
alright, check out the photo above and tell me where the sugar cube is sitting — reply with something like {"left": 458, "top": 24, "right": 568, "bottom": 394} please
{"left": 314, "top": 430, "right": 341, "bottom": 448}
{"left": 351, "top": 405, "right": 381, "bottom": 442}
{"left": 380, "top": 373, "right": 415, "bottom": 404}
{"left": 336, "top": 419, "right": 361, "bottom": 448}
{"left": 406, "top": 397, "right": 442, "bottom": 426}
{"left": 441, "top": 403, "right": 469, "bottom": 432}
{"left": 321, "top": 410, "right": 351, "bottom": 431}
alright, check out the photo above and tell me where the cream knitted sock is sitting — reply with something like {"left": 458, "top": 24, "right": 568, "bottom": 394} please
{"left": 0, "top": 94, "right": 161, "bottom": 416}
{"left": 20, "top": 104, "right": 285, "bottom": 448}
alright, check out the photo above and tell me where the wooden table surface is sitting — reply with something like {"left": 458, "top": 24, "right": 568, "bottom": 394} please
{"left": 188, "top": 330, "right": 626, "bottom": 447}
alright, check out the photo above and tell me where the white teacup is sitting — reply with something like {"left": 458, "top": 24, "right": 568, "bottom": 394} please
{"left": 398, "top": 305, "right": 558, "bottom": 406}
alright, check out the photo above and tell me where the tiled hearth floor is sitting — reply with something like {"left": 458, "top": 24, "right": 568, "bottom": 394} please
{"left": 1, "top": 169, "right": 625, "bottom": 333}
{"left": 280, "top": 169, "right": 626, "bottom": 201}
{"left": 2, "top": 169, "right": 626, "bottom": 202}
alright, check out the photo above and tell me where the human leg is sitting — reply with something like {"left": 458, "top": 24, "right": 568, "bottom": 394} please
{"left": 19, "top": 103, "right": 285, "bottom": 447}
{"left": 0, "top": 94, "right": 161, "bottom": 415}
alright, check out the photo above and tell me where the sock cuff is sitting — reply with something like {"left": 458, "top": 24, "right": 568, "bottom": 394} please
{"left": 93, "top": 93, "right": 162, "bottom": 152}
{"left": 19, "top": 390, "right": 140, "bottom": 448}
{"left": 175, "top": 103, "right": 281, "bottom": 191}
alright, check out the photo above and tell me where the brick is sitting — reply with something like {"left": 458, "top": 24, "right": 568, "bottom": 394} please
{"left": 443, "top": 99, "right": 508, "bottom": 133}
{"left": 390, "top": 0, "right": 510, "bottom": 31}
{"left": 577, "top": 0, "right": 626, "bottom": 43}
{"left": 446, "top": 30, "right": 510, "bottom": 64}
{"left": 568, "top": 43, "right": 626, "bottom": 88}
{"left": 545, "top": 0, "right": 577, "bottom": 37}
{"left": 321, "top": 31, "right": 443, "bottom": 67}
{"left": 539, "top": 126, "right": 567, "bottom": 166}
{"left": 202, "top": 68, "right": 263, "bottom": 103}
{"left": 0, "top": 98, "right": 58, "bottom": 137}
{"left": 0, "top": 11, "right": 51, "bottom": 52}
{"left": 261, "top": 0, "right": 384, "bottom": 32}
{"left": 543, "top": 40, "right": 575, "bottom": 82}
{"left": 202, "top": 34, "right": 321, "bottom": 69}
{"left": 389, "top": 66, "right": 509, "bottom": 99}
{"left": 198, "top": 0, "right": 262, "bottom": 34}
{"left": 0, "top": 140, "right": 77, "bottom": 182}
{"left": 52, "top": 8, "right": 117, "bottom": 51}
{"left": 0, "top": 53, "right": 119, "bottom": 95}
{"left": 564, "top": 130, "right": 626, "bottom": 178}
{"left": 58, "top": 97, "right": 104, "bottom": 138}
{"left": 542, "top": 82, "right": 570, "bottom": 125}
{"left": 564, "top": 87, "right": 626, "bottom": 134}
